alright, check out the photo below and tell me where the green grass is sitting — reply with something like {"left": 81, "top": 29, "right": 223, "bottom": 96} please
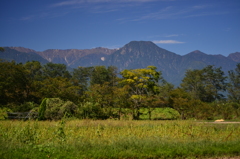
{"left": 0, "top": 120, "right": 240, "bottom": 158}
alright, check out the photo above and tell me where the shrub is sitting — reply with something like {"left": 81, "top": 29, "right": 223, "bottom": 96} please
{"left": 77, "top": 102, "right": 106, "bottom": 119}
{"left": 38, "top": 98, "right": 77, "bottom": 120}
{"left": 0, "top": 107, "right": 12, "bottom": 119}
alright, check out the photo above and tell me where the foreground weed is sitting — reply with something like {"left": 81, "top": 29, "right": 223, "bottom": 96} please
{"left": 55, "top": 119, "right": 66, "bottom": 142}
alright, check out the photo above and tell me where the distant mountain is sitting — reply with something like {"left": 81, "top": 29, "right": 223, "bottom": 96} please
{"left": 228, "top": 52, "right": 240, "bottom": 62}
{"left": 9, "top": 47, "right": 37, "bottom": 53}
{"left": 106, "top": 41, "right": 238, "bottom": 85}
{"left": 35, "top": 47, "right": 117, "bottom": 67}
{"left": 1, "top": 41, "right": 239, "bottom": 86}
{"left": 181, "top": 50, "right": 236, "bottom": 72}
{"left": 106, "top": 41, "right": 182, "bottom": 84}
{"left": 107, "top": 41, "right": 181, "bottom": 69}
{"left": 0, "top": 47, "right": 48, "bottom": 64}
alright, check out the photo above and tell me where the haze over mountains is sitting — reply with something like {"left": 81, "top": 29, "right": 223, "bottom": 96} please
{"left": 1, "top": 41, "right": 239, "bottom": 85}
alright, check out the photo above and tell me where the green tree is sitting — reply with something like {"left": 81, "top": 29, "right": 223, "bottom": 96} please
{"left": 113, "top": 85, "right": 131, "bottom": 120}
{"left": 181, "top": 65, "right": 227, "bottom": 102}
{"left": 23, "top": 61, "right": 43, "bottom": 102}
{"left": 42, "top": 63, "right": 71, "bottom": 79}
{"left": 169, "top": 88, "right": 214, "bottom": 120}
{"left": 90, "top": 66, "right": 118, "bottom": 86}
{"left": 120, "top": 66, "right": 163, "bottom": 119}
{"left": 169, "top": 88, "right": 192, "bottom": 120}
{"left": 72, "top": 66, "right": 94, "bottom": 95}
{"left": 90, "top": 66, "right": 109, "bottom": 86}
{"left": 24, "top": 61, "right": 43, "bottom": 81}
{"left": 86, "top": 82, "right": 119, "bottom": 119}
{"left": 0, "top": 60, "right": 29, "bottom": 106}
{"left": 107, "top": 66, "right": 118, "bottom": 86}
{"left": 181, "top": 69, "right": 204, "bottom": 100}
{"left": 87, "top": 82, "right": 114, "bottom": 108}
{"left": 228, "top": 63, "right": 240, "bottom": 103}
{"left": 142, "top": 94, "right": 166, "bottom": 120}
{"left": 202, "top": 65, "right": 227, "bottom": 102}
{"left": 38, "top": 77, "right": 80, "bottom": 103}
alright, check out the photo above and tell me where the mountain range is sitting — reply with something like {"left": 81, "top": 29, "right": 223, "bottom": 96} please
{"left": 1, "top": 41, "right": 240, "bottom": 85}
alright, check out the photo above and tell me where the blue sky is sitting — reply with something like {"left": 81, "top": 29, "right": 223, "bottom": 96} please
{"left": 0, "top": 0, "right": 239, "bottom": 56}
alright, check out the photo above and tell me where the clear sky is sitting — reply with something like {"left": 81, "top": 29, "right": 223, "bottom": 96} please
{"left": 1, "top": 0, "right": 239, "bottom": 56}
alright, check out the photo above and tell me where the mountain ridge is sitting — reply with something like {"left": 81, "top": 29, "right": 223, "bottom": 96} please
{"left": 1, "top": 41, "right": 239, "bottom": 85}
{"left": 34, "top": 47, "right": 118, "bottom": 66}
{"left": 228, "top": 52, "right": 240, "bottom": 62}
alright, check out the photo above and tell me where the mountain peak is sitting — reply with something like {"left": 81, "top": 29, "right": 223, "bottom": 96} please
{"left": 190, "top": 50, "right": 206, "bottom": 54}
{"left": 125, "top": 41, "right": 157, "bottom": 48}
{"left": 107, "top": 40, "right": 180, "bottom": 72}
{"left": 118, "top": 40, "right": 175, "bottom": 56}
{"left": 128, "top": 40, "right": 155, "bottom": 45}
{"left": 184, "top": 50, "right": 208, "bottom": 58}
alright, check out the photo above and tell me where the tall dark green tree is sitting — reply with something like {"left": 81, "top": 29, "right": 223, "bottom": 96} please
{"left": 90, "top": 66, "right": 109, "bottom": 86}
{"left": 228, "top": 63, "right": 240, "bottom": 103}
{"left": 0, "top": 60, "right": 29, "bottom": 106}
{"left": 90, "top": 66, "right": 118, "bottom": 86}
{"left": 181, "top": 69, "right": 204, "bottom": 100}
{"left": 181, "top": 65, "right": 227, "bottom": 102}
{"left": 84, "top": 66, "right": 118, "bottom": 117}
{"left": 169, "top": 88, "right": 192, "bottom": 120}
{"left": 24, "top": 61, "right": 43, "bottom": 81}
{"left": 72, "top": 66, "right": 94, "bottom": 95}
{"left": 23, "top": 61, "right": 44, "bottom": 102}
{"left": 42, "top": 63, "right": 71, "bottom": 79}
{"left": 107, "top": 66, "right": 118, "bottom": 86}
{"left": 38, "top": 77, "right": 80, "bottom": 103}
{"left": 202, "top": 65, "right": 227, "bottom": 102}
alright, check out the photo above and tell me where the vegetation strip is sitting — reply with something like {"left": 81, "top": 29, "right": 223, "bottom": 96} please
{"left": 0, "top": 60, "right": 240, "bottom": 121}
{"left": 0, "top": 120, "right": 240, "bottom": 158}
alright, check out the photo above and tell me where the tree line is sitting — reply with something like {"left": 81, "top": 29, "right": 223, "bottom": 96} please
{"left": 0, "top": 59, "right": 240, "bottom": 120}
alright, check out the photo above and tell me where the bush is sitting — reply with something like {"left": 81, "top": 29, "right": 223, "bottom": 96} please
{"left": 38, "top": 98, "right": 77, "bottom": 120}
{"left": 77, "top": 102, "right": 107, "bottom": 119}
{"left": 59, "top": 101, "right": 78, "bottom": 118}
{"left": 0, "top": 107, "right": 12, "bottom": 119}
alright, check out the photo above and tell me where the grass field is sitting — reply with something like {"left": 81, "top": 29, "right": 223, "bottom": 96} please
{"left": 0, "top": 119, "right": 240, "bottom": 159}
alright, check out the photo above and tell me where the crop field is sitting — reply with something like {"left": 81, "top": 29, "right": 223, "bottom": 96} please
{"left": 0, "top": 120, "right": 240, "bottom": 159}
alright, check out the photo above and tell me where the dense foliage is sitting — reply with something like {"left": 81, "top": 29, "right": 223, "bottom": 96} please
{"left": 0, "top": 59, "right": 240, "bottom": 120}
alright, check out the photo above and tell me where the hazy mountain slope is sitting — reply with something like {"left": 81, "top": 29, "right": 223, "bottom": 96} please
{"left": 36, "top": 47, "right": 117, "bottom": 66}
{"left": 0, "top": 47, "right": 48, "bottom": 64}
{"left": 228, "top": 52, "right": 240, "bottom": 62}
{"left": 172, "top": 50, "right": 237, "bottom": 85}
{"left": 9, "top": 47, "right": 37, "bottom": 53}
{"left": 181, "top": 50, "right": 237, "bottom": 72}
